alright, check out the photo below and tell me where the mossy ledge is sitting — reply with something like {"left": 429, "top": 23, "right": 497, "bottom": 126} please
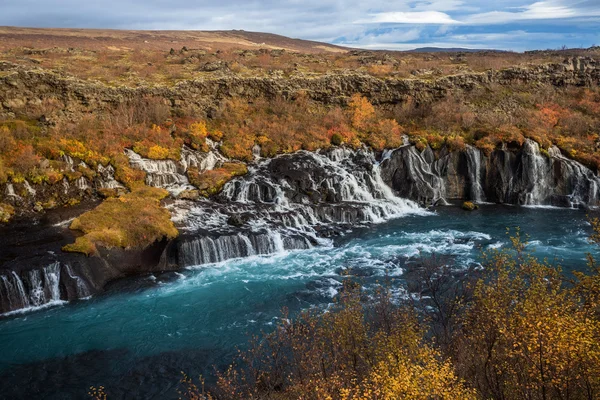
{"left": 62, "top": 186, "right": 178, "bottom": 256}
{"left": 188, "top": 162, "right": 248, "bottom": 197}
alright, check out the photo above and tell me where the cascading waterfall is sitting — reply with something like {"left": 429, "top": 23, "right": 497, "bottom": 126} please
{"left": 5, "top": 183, "right": 20, "bottom": 199}
{"left": 252, "top": 144, "right": 262, "bottom": 160}
{"left": 176, "top": 147, "right": 425, "bottom": 268}
{"left": 178, "top": 231, "right": 311, "bottom": 267}
{"left": 547, "top": 146, "right": 600, "bottom": 207}
{"left": 64, "top": 264, "right": 92, "bottom": 298}
{"left": 126, "top": 149, "right": 192, "bottom": 194}
{"left": 521, "top": 139, "right": 550, "bottom": 205}
{"left": 0, "top": 272, "right": 30, "bottom": 312}
{"left": 96, "top": 164, "right": 124, "bottom": 190}
{"left": 0, "top": 262, "right": 87, "bottom": 315}
{"left": 464, "top": 145, "right": 485, "bottom": 202}
{"left": 180, "top": 146, "right": 226, "bottom": 172}
{"left": 75, "top": 177, "right": 89, "bottom": 191}
{"left": 23, "top": 180, "right": 36, "bottom": 196}
{"left": 126, "top": 145, "right": 228, "bottom": 195}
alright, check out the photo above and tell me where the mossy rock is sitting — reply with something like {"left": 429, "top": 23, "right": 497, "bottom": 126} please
{"left": 62, "top": 186, "right": 178, "bottom": 256}
{"left": 188, "top": 162, "right": 248, "bottom": 197}
{"left": 462, "top": 201, "right": 479, "bottom": 211}
{"left": 178, "top": 189, "right": 200, "bottom": 200}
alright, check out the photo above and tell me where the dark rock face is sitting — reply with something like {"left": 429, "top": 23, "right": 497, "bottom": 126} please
{"left": 381, "top": 139, "right": 600, "bottom": 207}
{"left": 0, "top": 206, "right": 176, "bottom": 315}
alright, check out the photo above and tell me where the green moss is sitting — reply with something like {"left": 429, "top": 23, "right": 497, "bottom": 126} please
{"left": 66, "top": 198, "right": 81, "bottom": 206}
{"left": 62, "top": 186, "right": 178, "bottom": 256}
{"left": 188, "top": 163, "right": 248, "bottom": 197}
{"left": 78, "top": 165, "right": 97, "bottom": 181}
{"left": 178, "top": 189, "right": 200, "bottom": 200}
{"left": 64, "top": 170, "right": 83, "bottom": 181}
{"left": 331, "top": 133, "right": 343, "bottom": 146}
{"left": 98, "top": 188, "right": 121, "bottom": 198}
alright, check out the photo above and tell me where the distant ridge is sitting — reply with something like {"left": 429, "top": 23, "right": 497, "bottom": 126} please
{"left": 0, "top": 26, "right": 349, "bottom": 53}
{"left": 409, "top": 47, "right": 503, "bottom": 53}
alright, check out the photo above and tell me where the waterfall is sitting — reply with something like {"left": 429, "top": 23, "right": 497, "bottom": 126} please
{"left": 6, "top": 183, "right": 20, "bottom": 199}
{"left": 464, "top": 145, "right": 485, "bottom": 202}
{"left": 64, "top": 264, "right": 91, "bottom": 298}
{"left": 180, "top": 146, "right": 226, "bottom": 172}
{"left": 0, "top": 262, "right": 93, "bottom": 314}
{"left": 97, "top": 164, "right": 124, "bottom": 190}
{"left": 62, "top": 178, "right": 70, "bottom": 194}
{"left": 521, "top": 139, "right": 550, "bottom": 205}
{"left": 126, "top": 146, "right": 228, "bottom": 195}
{"left": 63, "top": 154, "right": 75, "bottom": 171}
{"left": 177, "top": 147, "right": 425, "bottom": 268}
{"left": 547, "top": 146, "right": 600, "bottom": 207}
{"left": 126, "top": 149, "right": 192, "bottom": 195}
{"left": 179, "top": 231, "right": 310, "bottom": 267}
{"left": 75, "top": 177, "right": 89, "bottom": 191}
{"left": 23, "top": 180, "right": 36, "bottom": 197}
{"left": 0, "top": 272, "right": 30, "bottom": 312}
{"left": 252, "top": 144, "right": 262, "bottom": 160}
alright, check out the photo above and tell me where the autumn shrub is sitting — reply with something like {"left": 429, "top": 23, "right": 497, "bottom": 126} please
{"left": 455, "top": 229, "right": 600, "bottom": 400}
{"left": 208, "top": 282, "right": 476, "bottom": 400}
{"left": 348, "top": 94, "right": 375, "bottom": 131}
{"left": 445, "top": 134, "right": 466, "bottom": 152}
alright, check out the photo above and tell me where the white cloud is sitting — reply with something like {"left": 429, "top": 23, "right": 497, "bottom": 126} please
{"left": 464, "top": 0, "right": 599, "bottom": 24}
{"left": 356, "top": 11, "right": 461, "bottom": 24}
{"left": 343, "top": 28, "right": 424, "bottom": 46}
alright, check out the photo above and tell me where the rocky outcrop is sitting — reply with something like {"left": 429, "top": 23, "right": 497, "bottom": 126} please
{"left": 381, "top": 139, "right": 600, "bottom": 207}
{"left": 1, "top": 57, "right": 598, "bottom": 120}
{"left": 0, "top": 206, "right": 176, "bottom": 315}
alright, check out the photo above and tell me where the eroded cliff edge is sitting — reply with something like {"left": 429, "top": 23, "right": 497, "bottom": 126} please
{"left": 1, "top": 57, "right": 598, "bottom": 119}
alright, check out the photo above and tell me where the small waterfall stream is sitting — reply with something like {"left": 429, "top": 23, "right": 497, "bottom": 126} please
{"left": 464, "top": 145, "right": 485, "bottom": 202}
{"left": 0, "top": 263, "right": 91, "bottom": 315}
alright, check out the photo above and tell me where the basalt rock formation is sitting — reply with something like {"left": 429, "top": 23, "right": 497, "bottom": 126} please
{"left": 380, "top": 139, "right": 600, "bottom": 207}
{"left": 0, "top": 57, "right": 598, "bottom": 120}
{"left": 0, "top": 209, "right": 175, "bottom": 315}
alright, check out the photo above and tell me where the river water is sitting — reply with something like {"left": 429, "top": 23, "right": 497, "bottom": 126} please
{"left": 0, "top": 205, "right": 597, "bottom": 399}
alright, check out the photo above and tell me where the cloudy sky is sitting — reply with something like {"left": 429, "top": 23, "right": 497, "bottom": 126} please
{"left": 2, "top": 0, "right": 599, "bottom": 51}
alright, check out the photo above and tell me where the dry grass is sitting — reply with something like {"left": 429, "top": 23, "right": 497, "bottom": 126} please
{"left": 2, "top": 27, "right": 597, "bottom": 86}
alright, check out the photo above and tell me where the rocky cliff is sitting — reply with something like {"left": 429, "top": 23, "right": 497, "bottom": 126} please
{"left": 1, "top": 57, "right": 598, "bottom": 120}
{"left": 380, "top": 139, "right": 600, "bottom": 207}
